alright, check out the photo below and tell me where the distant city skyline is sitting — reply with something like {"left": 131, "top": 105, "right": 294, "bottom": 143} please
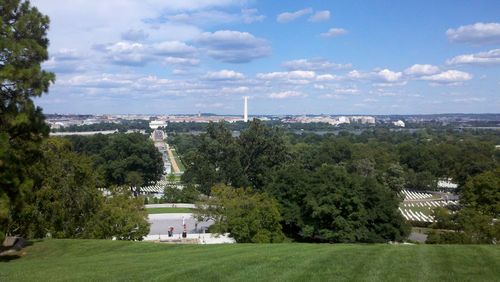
{"left": 32, "top": 0, "right": 500, "bottom": 115}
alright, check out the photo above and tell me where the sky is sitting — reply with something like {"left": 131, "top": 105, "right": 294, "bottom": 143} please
{"left": 32, "top": 0, "right": 500, "bottom": 115}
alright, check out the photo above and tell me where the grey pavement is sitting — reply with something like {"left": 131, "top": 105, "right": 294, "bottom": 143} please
{"left": 148, "top": 213, "right": 213, "bottom": 236}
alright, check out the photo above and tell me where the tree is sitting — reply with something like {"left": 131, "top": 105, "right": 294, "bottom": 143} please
{"left": 194, "top": 185, "right": 284, "bottom": 243}
{"left": 162, "top": 184, "right": 199, "bottom": 203}
{"left": 267, "top": 164, "right": 409, "bottom": 243}
{"left": 239, "top": 119, "right": 289, "bottom": 190}
{"left": 84, "top": 187, "right": 150, "bottom": 240}
{"left": 12, "top": 138, "right": 102, "bottom": 238}
{"left": 382, "top": 164, "right": 407, "bottom": 195}
{"left": 12, "top": 138, "right": 150, "bottom": 240}
{"left": 0, "top": 0, "right": 55, "bottom": 241}
{"left": 67, "top": 133, "right": 164, "bottom": 187}
{"left": 428, "top": 168, "right": 500, "bottom": 244}
{"left": 182, "top": 122, "right": 247, "bottom": 194}
{"left": 428, "top": 208, "right": 499, "bottom": 244}
{"left": 460, "top": 168, "right": 500, "bottom": 217}
{"left": 360, "top": 177, "right": 410, "bottom": 242}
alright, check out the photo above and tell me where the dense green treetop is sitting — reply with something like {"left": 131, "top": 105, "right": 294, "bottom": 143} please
{"left": 66, "top": 133, "right": 164, "bottom": 187}
{"left": 0, "top": 0, "right": 55, "bottom": 241}
{"left": 461, "top": 168, "right": 500, "bottom": 217}
{"left": 12, "top": 138, "right": 150, "bottom": 240}
{"left": 195, "top": 184, "right": 284, "bottom": 243}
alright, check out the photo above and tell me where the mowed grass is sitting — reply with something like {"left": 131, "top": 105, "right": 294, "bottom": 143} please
{"left": 0, "top": 240, "right": 498, "bottom": 282}
{"left": 170, "top": 148, "right": 186, "bottom": 172}
{"left": 146, "top": 207, "right": 192, "bottom": 214}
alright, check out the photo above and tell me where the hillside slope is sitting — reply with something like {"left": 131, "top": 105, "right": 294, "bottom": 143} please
{"left": 0, "top": 239, "right": 498, "bottom": 281}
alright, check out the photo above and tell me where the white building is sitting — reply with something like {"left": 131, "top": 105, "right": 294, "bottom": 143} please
{"left": 437, "top": 178, "right": 458, "bottom": 190}
{"left": 149, "top": 120, "right": 167, "bottom": 129}
{"left": 393, "top": 120, "right": 405, "bottom": 127}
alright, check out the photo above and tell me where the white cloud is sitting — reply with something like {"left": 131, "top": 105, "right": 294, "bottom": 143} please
{"left": 348, "top": 69, "right": 402, "bottom": 83}
{"left": 241, "top": 8, "right": 265, "bottom": 23}
{"left": 420, "top": 70, "right": 472, "bottom": 84}
{"left": 446, "top": 22, "right": 500, "bottom": 44}
{"left": 165, "top": 8, "right": 264, "bottom": 26}
{"left": 198, "top": 30, "right": 271, "bottom": 63}
{"left": 96, "top": 41, "right": 198, "bottom": 66}
{"left": 257, "top": 71, "right": 316, "bottom": 84}
{"left": 404, "top": 64, "right": 440, "bottom": 76}
{"left": 321, "top": 28, "right": 348, "bottom": 38}
{"left": 121, "top": 29, "right": 149, "bottom": 41}
{"left": 446, "top": 49, "right": 500, "bottom": 65}
{"left": 335, "top": 88, "right": 359, "bottom": 94}
{"left": 316, "top": 74, "right": 340, "bottom": 81}
{"left": 195, "top": 102, "right": 225, "bottom": 108}
{"left": 31, "top": 0, "right": 203, "bottom": 52}
{"left": 152, "top": 41, "right": 197, "bottom": 56}
{"left": 452, "top": 97, "right": 485, "bottom": 103}
{"left": 376, "top": 69, "right": 402, "bottom": 82}
{"left": 43, "top": 48, "right": 88, "bottom": 73}
{"left": 99, "top": 41, "right": 149, "bottom": 66}
{"left": 221, "top": 86, "right": 250, "bottom": 94}
{"left": 283, "top": 58, "right": 351, "bottom": 71}
{"left": 320, "top": 94, "right": 343, "bottom": 99}
{"left": 51, "top": 49, "right": 81, "bottom": 61}
{"left": 269, "top": 91, "right": 306, "bottom": 99}
{"left": 164, "top": 57, "right": 200, "bottom": 66}
{"left": 347, "top": 70, "right": 364, "bottom": 79}
{"left": 204, "top": 69, "right": 245, "bottom": 80}
{"left": 172, "top": 69, "right": 188, "bottom": 75}
{"left": 277, "top": 8, "right": 312, "bottom": 23}
{"left": 309, "top": 10, "right": 330, "bottom": 22}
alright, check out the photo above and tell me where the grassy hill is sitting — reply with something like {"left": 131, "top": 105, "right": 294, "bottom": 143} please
{"left": 0, "top": 239, "right": 498, "bottom": 281}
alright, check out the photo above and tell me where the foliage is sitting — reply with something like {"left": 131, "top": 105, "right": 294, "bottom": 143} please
{"left": 66, "top": 133, "right": 164, "bottom": 187}
{"left": 162, "top": 184, "right": 199, "bottom": 203}
{"left": 11, "top": 138, "right": 101, "bottom": 238}
{"left": 11, "top": 138, "right": 149, "bottom": 240}
{"left": 0, "top": 0, "right": 55, "bottom": 241}
{"left": 176, "top": 121, "right": 499, "bottom": 243}
{"left": 84, "top": 187, "right": 149, "bottom": 240}
{"left": 460, "top": 168, "right": 500, "bottom": 217}
{"left": 195, "top": 185, "right": 284, "bottom": 243}
{"left": 239, "top": 120, "right": 289, "bottom": 190}
{"left": 267, "top": 165, "right": 409, "bottom": 243}
{"left": 182, "top": 122, "right": 247, "bottom": 194}
{"left": 427, "top": 208, "right": 499, "bottom": 244}
{"left": 51, "top": 119, "right": 150, "bottom": 133}
{"left": 182, "top": 120, "right": 288, "bottom": 194}
{"left": 427, "top": 168, "right": 500, "bottom": 244}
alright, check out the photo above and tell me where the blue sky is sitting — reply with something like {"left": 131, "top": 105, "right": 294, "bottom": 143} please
{"left": 32, "top": 0, "right": 500, "bottom": 115}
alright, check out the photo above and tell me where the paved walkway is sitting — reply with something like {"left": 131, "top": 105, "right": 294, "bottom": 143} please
{"left": 148, "top": 213, "right": 213, "bottom": 236}
{"left": 146, "top": 203, "right": 195, "bottom": 208}
{"left": 166, "top": 144, "right": 181, "bottom": 173}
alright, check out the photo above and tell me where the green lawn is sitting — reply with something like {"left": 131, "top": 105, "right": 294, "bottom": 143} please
{"left": 170, "top": 147, "right": 186, "bottom": 172}
{"left": 0, "top": 239, "right": 498, "bottom": 281}
{"left": 146, "top": 207, "right": 192, "bottom": 214}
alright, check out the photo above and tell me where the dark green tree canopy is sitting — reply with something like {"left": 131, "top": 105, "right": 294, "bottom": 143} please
{"left": 0, "top": 0, "right": 55, "bottom": 240}
{"left": 67, "top": 133, "right": 164, "bottom": 187}
{"left": 195, "top": 184, "right": 284, "bottom": 243}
